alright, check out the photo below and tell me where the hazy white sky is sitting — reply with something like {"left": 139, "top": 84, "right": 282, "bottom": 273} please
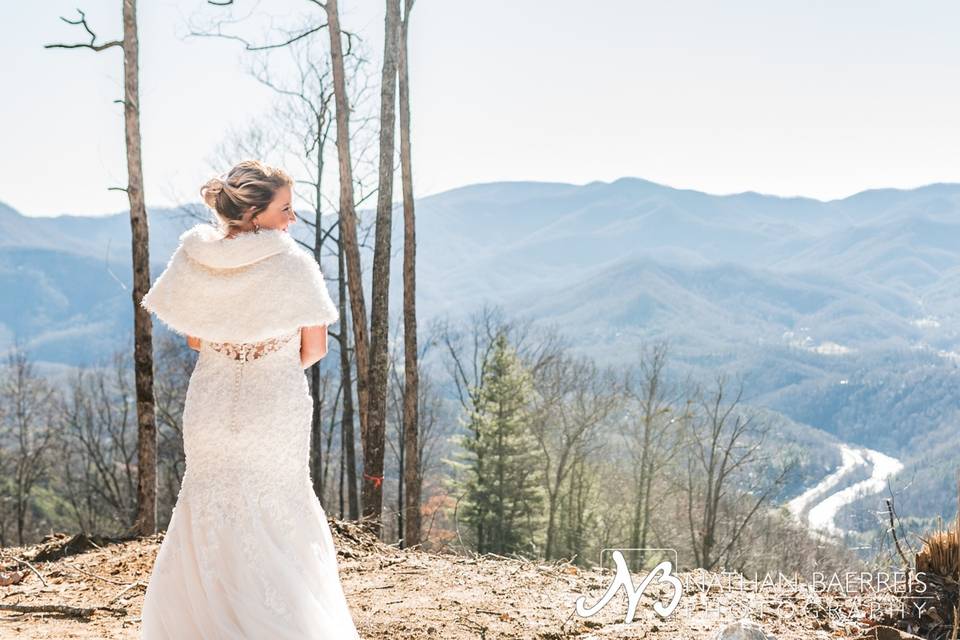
{"left": 3, "top": 1, "right": 959, "bottom": 216}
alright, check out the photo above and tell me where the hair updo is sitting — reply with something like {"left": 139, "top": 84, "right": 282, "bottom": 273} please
{"left": 200, "top": 159, "right": 293, "bottom": 232}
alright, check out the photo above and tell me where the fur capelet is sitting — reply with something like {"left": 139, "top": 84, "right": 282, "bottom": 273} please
{"left": 141, "top": 223, "right": 339, "bottom": 344}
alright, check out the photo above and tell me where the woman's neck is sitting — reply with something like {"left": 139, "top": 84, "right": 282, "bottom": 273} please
{"left": 225, "top": 226, "right": 256, "bottom": 239}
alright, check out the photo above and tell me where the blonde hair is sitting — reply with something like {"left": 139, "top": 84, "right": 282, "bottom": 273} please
{"left": 200, "top": 160, "right": 293, "bottom": 232}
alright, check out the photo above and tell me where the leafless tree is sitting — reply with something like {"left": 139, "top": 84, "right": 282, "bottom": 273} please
{"left": 363, "top": 0, "right": 403, "bottom": 536}
{"left": 337, "top": 241, "right": 360, "bottom": 520}
{"left": 209, "top": 123, "right": 285, "bottom": 179}
{"left": 55, "top": 352, "right": 140, "bottom": 536}
{"left": 46, "top": 0, "right": 158, "bottom": 537}
{"left": 560, "top": 440, "right": 606, "bottom": 564}
{"left": 437, "top": 306, "right": 568, "bottom": 420}
{"left": 684, "top": 374, "right": 792, "bottom": 570}
{"left": 323, "top": 0, "right": 374, "bottom": 528}
{"left": 530, "top": 353, "right": 619, "bottom": 560}
{"left": 621, "top": 341, "right": 688, "bottom": 570}
{"left": 398, "top": 0, "right": 421, "bottom": 548}
{"left": 0, "top": 346, "right": 57, "bottom": 546}
{"left": 386, "top": 322, "right": 442, "bottom": 547}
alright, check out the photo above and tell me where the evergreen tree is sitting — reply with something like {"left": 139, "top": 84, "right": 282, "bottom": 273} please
{"left": 449, "top": 332, "right": 544, "bottom": 555}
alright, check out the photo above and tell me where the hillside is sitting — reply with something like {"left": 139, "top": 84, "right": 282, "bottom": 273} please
{"left": 0, "top": 521, "right": 929, "bottom": 640}
{"left": 2, "top": 177, "right": 960, "bottom": 524}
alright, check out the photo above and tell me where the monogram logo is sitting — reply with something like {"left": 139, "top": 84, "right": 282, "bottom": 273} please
{"left": 574, "top": 549, "right": 683, "bottom": 623}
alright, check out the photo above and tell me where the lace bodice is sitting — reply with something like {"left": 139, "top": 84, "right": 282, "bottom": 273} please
{"left": 204, "top": 329, "right": 301, "bottom": 362}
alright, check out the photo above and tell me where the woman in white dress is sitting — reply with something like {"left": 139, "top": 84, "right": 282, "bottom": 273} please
{"left": 138, "top": 160, "right": 362, "bottom": 639}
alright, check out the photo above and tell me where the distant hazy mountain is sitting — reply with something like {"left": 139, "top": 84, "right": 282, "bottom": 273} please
{"left": 2, "top": 178, "right": 959, "bottom": 521}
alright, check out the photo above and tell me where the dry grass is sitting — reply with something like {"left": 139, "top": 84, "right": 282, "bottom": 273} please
{"left": 0, "top": 518, "right": 917, "bottom": 640}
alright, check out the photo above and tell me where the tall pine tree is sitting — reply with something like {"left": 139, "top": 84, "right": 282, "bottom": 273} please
{"left": 450, "top": 332, "right": 544, "bottom": 555}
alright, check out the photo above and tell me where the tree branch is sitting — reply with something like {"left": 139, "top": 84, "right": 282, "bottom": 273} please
{"left": 189, "top": 22, "right": 329, "bottom": 51}
{"left": 44, "top": 9, "right": 123, "bottom": 52}
{"left": 195, "top": 2, "right": 361, "bottom": 52}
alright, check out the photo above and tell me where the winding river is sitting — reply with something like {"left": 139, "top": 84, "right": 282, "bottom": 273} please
{"left": 787, "top": 443, "right": 904, "bottom": 537}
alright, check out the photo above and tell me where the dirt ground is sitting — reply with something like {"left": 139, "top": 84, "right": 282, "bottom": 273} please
{"left": 0, "top": 520, "right": 916, "bottom": 639}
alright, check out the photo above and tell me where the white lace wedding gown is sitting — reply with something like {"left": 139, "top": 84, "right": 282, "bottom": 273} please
{"left": 138, "top": 223, "right": 361, "bottom": 639}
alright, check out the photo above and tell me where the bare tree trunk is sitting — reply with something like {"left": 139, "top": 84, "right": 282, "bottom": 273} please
{"left": 364, "top": 0, "right": 401, "bottom": 536}
{"left": 120, "top": 0, "right": 157, "bottom": 538}
{"left": 325, "top": 0, "right": 373, "bottom": 526}
{"left": 398, "top": 0, "right": 421, "bottom": 549}
{"left": 339, "top": 428, "right": 345, "bottom": 518}
{"left": 310, "top": 130, "right": 327, "bottom": 503}
{"left": 310, "top": 372, "right": 324, "bottom": 497}
{"left": 46, "top": 1, "right": 158, "bottom": 538}
{"left": 397, "top": 409, "right": 405, "bottom": 540}
{"left": 338, "top": 238, "right": 360, "bottom": 520}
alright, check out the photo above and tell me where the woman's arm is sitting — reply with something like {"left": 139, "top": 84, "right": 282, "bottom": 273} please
{"left": 300, "top": 325, "right": 329, "bottom": 369}
{"left": 187, "top": 335, "right": 201, "bottom": 351}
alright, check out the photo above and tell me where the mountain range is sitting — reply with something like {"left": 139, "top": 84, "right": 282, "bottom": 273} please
{"left": 2, "top": 177, "right": 958, "bottom": 524}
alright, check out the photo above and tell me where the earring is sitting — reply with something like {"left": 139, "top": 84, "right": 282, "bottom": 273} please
{"left": 253, "top": 220, "right": 261, "bottom": 233}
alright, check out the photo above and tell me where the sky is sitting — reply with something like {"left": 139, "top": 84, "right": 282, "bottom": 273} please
{"left": 2, "top": 1, "right": 960, "bottom": 217}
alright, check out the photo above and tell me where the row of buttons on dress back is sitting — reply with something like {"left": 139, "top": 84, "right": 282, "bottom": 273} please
{"left": 204, "top": 330, "right": 300, "bottom": 433}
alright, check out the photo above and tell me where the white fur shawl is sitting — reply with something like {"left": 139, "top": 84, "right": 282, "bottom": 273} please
{"left": 140, "top": 223, "right": 339, "bottom": 343}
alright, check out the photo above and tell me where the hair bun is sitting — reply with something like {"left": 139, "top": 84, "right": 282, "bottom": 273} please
{"left": 201, "top": 177, "right": 227, "bottom": 211}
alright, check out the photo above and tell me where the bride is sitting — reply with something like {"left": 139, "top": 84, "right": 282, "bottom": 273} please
{"left": 139, "top": 160, "right": 362, "bottom": 639}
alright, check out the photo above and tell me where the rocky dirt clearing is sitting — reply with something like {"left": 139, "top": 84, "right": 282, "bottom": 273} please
{"left": 0, "top": 519, "right": 926, "bottom": 639}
